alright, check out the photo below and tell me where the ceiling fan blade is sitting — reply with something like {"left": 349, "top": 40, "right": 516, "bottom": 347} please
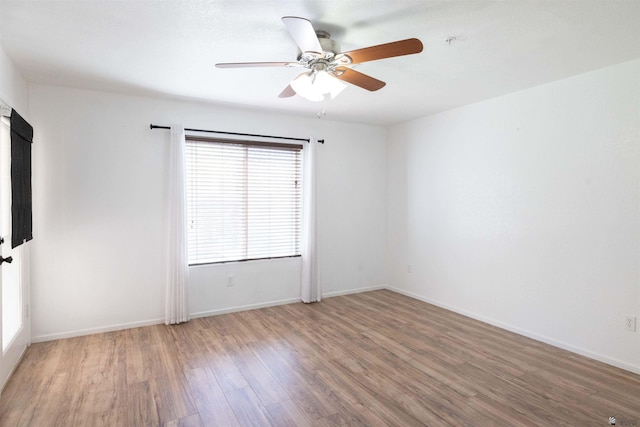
{"left": 215, "top": 62, "right": 296, "bottom": 68}
{"left": 282, "top": 16, "right": 323, "bottom": 53}
{"left": 278, "top": 84, "right": 296, "bottom": 98}
{"left": 342, "top": 38, "right": 423, "bottom": 64}
{"left": 334, "top": 67, "right": 386, "bottom": 91}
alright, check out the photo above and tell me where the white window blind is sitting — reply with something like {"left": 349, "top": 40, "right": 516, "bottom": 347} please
{"left": 185, "top": 136, "right": 303, "bottom": 265}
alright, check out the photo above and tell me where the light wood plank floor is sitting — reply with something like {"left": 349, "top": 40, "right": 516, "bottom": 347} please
{"left": 0, "top": 290, "right": 639, "bottom": 426}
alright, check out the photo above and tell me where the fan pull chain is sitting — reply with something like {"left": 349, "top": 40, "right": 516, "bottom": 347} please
{"left": 317, "top": 98, "right": 327, "bottom": 119}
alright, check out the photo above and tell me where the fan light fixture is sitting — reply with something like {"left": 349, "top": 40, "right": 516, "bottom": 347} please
{"left": 215, "top": 17, "right": 423, "bottom": 102}
{"left": 290, "top": 70, "right": 347, "bottom": 102}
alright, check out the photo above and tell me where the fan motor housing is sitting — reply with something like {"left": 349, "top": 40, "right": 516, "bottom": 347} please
{"left": 297, "top": 30, "right": 343, "bottom": 67}
{"left": 317, "top": 31, "right": 340, "bottom": 55}
{"left": 296, "top": 30, "right": 352, "bottom": 73}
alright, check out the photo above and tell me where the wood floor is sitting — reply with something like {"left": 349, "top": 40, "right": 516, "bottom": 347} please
{"left": 0, "top": 290, "right": 638, "bottom": 426}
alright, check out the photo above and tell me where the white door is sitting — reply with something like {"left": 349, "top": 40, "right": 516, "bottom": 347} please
{"left": 0, "top": 115, "right": 30, "bottom": 391}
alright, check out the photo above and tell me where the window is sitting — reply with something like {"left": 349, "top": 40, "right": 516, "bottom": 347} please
{"left": 185, "top": 136, "right": 303, "bottom": 265}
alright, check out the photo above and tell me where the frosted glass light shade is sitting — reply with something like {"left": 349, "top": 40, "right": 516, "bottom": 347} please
{"left": 290, "top": 71, "right": 347, "bottom": 102}
{"left": 290, "top": 73, "right": 323, "bottom": 102}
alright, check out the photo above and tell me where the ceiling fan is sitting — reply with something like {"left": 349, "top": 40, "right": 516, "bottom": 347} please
{"left": 215, "top": 16, "right": 423, "bottom": 102}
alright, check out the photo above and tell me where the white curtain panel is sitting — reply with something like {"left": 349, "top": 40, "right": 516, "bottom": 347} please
{"left": 0, "top": 98, "right": 10, "bottom": 117}
{"left": 301, "top": 140, "right": 320, "bottom": 303}
{"left": 165, "top": 124, "right": 189, "bottom": 324}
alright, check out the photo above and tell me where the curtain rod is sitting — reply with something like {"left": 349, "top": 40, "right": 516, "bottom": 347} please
{"left": 150, "top": 124, "right": 310, "bottom": 143}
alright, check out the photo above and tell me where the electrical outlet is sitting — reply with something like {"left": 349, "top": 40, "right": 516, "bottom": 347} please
{"left": 407, "top": 264, "right": 412, "bottom": 273}
{"left": 624, "top": 316, "right": 637, "bottom": 332}
{"left": 226, "top": 275, "right": 234, "bottom": 287}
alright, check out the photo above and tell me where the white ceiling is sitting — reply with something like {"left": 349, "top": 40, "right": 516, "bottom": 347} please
{"left": 1, "top": 0, "right": 638, "bottom": 126}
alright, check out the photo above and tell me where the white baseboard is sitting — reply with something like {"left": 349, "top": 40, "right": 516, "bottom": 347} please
{"left": 31, "top": 317, "right": 165, "bottom": 343}
{"left": 34, "top": 298, "right": 303, "bottom": 343}
{"left": 30, "top": 288, "right": 388, "bottom": 343}
{"left": 387, "top": 286, "right": 640, "bottom": 375}
{"left": 322, "top": 284, "right": 387, "bottom": 299}
{"left": 30, "top": 284, "right": 639, "bottom": 375}
{"left": 190, "top": 297, "right": 301, "bottom": 319}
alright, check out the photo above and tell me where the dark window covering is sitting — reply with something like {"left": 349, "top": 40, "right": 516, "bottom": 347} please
{"left": 10, "top": 109, "right": 33, "bottom": 248}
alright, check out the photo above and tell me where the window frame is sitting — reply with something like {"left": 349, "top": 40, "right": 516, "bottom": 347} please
{"left": 184, "top": 135, "right": 304, "bottom": 266}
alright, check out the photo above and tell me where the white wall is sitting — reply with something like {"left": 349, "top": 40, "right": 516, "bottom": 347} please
{"left": 0, "top": 46, "right": 28, "bottom": 113}
{"left": 387, "top": 59, "right": 640, "bottom": 373}
{"left": 28, "top": 85, "right": 387, "bottom": 341}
